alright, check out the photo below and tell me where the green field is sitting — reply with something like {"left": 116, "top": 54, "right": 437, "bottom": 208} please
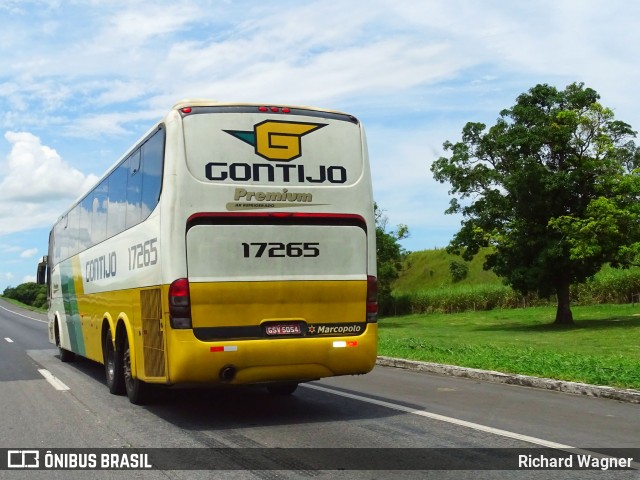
{"left": 379, "top": 304, "right": 640, "bottom": 389}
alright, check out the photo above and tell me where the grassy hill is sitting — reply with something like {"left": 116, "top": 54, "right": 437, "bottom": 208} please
{"left": 389, "top": 248, "right": 640, "bottom": 316}
{"left": 393, "top": 248, "right": 500, "bottom": 293}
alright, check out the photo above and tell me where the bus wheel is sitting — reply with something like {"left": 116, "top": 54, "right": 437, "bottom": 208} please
{"left": 123, "top": 334, "right": 151, "bottom": 405}
{"left": 267, "top": 383, "right": 298, "bottom": 395}
{"left": 104, "top": 327, "right": 125, "bottom": 395}
{"left": 55, "top": 321, "right": 75, "bottom": 363}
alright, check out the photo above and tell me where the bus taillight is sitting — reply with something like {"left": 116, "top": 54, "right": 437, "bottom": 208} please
{"left": 366, "top": 275, "right": 378, "bottom": 323}
{"left": 169, "top": 278, "right": 192, "bottom": 329}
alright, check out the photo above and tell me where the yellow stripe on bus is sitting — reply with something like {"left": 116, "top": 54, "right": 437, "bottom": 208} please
{"left": 189, "top": 279, "right": 367, "bottom": 328}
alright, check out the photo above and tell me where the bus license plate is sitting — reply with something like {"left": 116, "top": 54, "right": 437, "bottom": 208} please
{"left": 265, "top": 324, "right": 301, "bottom": 336}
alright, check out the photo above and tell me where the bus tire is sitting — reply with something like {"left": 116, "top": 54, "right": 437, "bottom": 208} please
{"left": 123, "top": 333, "right": 151, "bottom": 405}
{"left": 59, "top": 347, "right": 76, "bottom": 363}
{"left": 104, "top": 326, "right": 125, "bottom": 395}
{"left": 267, "top": 383, "right": 298, "bottom": 395}
{"left": 55, "top": 320, "right": 75, "bottom": 363}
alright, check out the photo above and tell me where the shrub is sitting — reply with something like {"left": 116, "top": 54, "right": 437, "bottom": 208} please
{"left": 2, "top": 282, "right": 47, "bottom": 308}
{"left": 449, "top": 260, "right": 469, "bottom": 283}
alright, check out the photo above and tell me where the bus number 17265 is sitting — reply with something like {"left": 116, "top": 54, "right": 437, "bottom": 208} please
{"left": 241, "top": 242, "right": 320, "bottom": 258}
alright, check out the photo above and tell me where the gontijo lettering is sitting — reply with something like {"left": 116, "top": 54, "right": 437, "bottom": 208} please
{"left": 205, "top": 162, "right": 346, "bottom": 184}
{"left": 85, "top": 252, "right": 116, "bottom": 283}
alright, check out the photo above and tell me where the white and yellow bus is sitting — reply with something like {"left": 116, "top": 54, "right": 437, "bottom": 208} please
{"left": 37, "top": 100, "right": 378, "bottom": 404}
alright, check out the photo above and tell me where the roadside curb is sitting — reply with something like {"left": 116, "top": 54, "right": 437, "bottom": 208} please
{"left": 376, "top": 356, "right": 640, "bottom": 404}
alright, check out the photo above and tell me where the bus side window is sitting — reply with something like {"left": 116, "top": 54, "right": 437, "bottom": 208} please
{"left": 68, "top": 205, "right": 80, "bottom": 257}
{"left": 53, "top": 220, "right": 63, "bottom": 265}
{"left": 79, "top": 195, "right": 93, "bottom": 252}
{"left": 107, "top": 162, "right": 128, "bottom": 237}
{"left": 92, "top": 179, "right": 108, "bottom": 244}
{"left": 126, "top": 151, "right": 142, "bottom": 229}
{"left": 141, "top": 128, "right": 165, "bottom": 218}
{"left": 58, "top": 215, "right": 70, "bottom": 261}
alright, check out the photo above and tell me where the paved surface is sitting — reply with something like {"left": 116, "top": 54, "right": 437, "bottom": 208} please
{"left": 1, "top": 298, "right": 638, "bottom": 479}
{"left": 376, "top": 356, "right": 640, "bottom": 404}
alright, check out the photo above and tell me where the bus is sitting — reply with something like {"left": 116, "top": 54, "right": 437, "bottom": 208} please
{"left": 37, "top": 100, "right": 378, "bottom": 404}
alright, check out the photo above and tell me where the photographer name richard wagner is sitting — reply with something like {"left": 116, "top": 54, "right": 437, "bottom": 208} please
{"left": 519, "top": 453, "right": 634, "bottom": 471}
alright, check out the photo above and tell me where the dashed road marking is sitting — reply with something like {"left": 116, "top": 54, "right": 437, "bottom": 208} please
{"left": 38, "top": 369, "right": 70, "bottom": 391}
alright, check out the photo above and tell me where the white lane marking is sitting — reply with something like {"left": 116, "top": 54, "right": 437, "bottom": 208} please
{"left": 38, "top": 369, "right": 70, "bottom": 391}
{"left": 304, "top": 383, "right": 573, "bottom": 449}
{"left": 4, "top": 337, "right": 14, "bottom": 343}
{"left": 303, "top": 383, "right": 640, "bottom": 469}
{"left": 0, "top": 304, "right": 48, "bottom": 324}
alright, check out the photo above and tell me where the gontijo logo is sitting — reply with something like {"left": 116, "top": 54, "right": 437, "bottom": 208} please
{"left": 224, "top": 120, "right": 326, "bottom": 161}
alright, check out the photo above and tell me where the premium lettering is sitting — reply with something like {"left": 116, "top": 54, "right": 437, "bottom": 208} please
{"left": 234, "top": 188, "right": 312, "bottom": 203}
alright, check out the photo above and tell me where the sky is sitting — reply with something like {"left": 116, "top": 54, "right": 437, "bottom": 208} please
{"left": 1, "top": 0, "right": 639, "bottom": 291}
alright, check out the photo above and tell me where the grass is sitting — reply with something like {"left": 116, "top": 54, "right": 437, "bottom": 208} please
{"left": 379, "top": 304, "right": 640, "bottom": 389}
{"left": 393, "top": 248, "right": 499, "bottom": 293}
{"left": 0, "top": 296, "right": 46, "bottom": 312}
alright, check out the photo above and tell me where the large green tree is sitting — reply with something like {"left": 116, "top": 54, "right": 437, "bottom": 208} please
{"left": 375, "top": 203, "right": 409, "bottom": 315}
{"left": 431, "top": 83, "right": 640, "bottom": 324}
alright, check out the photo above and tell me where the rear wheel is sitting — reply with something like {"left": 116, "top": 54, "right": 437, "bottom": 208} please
{"left": 267, "top": 382, "right": 298, "bottom": 395}
{"left": 123, "top": 334, "right": 151, "bottom": 405}
{"left": 104, "top": 327, "right": 125, "bottom": 394}
{"left": 55, "top": 321, "right": 75, "bottom": 363}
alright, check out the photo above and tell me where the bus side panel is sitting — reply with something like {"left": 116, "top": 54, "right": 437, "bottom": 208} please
{"left": 51, "top": 257, "right": 87, "bottom": 357}
{"left": 76, "top": 288, "right": 141, "bottom": 365}
{"left": 70, "top": 214, "right": 165, "bottom": 371}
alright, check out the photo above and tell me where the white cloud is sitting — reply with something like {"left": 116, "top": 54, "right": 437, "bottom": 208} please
{"left": 0, "top": 244, "right": 22, "bottom": 253}
{"left": 106, "top": 3, "right": 202, "bottom": 44}
{"left": 0, "top": 131, "right": 98, "bottom": 202}
{"left": 0, "top": 131, "right": 98, "bottom": 234}
{"left": 1, "top": 272, "right": 15, "bottom": 282}
{"left": 65, "top": 110, "right": 162, "bottom": 138}
{"left": 19, "top": 248, "right": 38, "bottom": 259}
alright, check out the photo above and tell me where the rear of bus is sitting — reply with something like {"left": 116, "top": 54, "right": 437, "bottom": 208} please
{"left": 163, "top": 102, "right": 377, "bottom": 390}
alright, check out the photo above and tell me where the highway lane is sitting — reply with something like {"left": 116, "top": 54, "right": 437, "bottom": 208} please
{"left": 0, "top": 301, "right": 49, "bottom": 384}
{"left": 0, "top": 298, "right": 638, "bottom": 479}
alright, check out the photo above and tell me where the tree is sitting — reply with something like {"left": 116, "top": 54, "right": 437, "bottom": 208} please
{"left": 2, "top": 282, "right": 47, "bottom": 308}
{"left": 431, "top": 82, "right": 640, "bottom": 324}
{"left": 375, "top": 203, "right": 409, "bottom": 315}
{"left": 449, "top": 260, "right": 469, "bottom": 283}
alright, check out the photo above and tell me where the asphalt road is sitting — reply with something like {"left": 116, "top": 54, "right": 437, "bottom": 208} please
{"left": 0, "top": 298, "right": 638, "bottom": 480}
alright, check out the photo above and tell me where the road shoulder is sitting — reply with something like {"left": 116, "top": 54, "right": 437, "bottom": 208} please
{"left": 377, "top": 356, "right": 640, "bottom": 404}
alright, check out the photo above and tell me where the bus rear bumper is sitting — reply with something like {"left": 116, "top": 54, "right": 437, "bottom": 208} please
{"left": 162, "top": 324, "right": 378, "bottom": 385}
